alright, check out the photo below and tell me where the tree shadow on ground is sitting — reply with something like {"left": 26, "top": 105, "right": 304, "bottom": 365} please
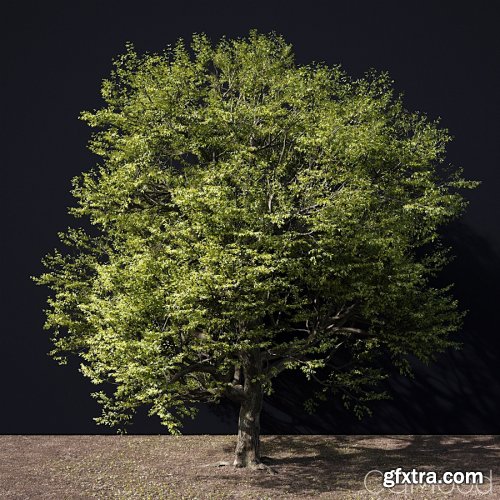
{"left": 217, "top": 435, "right": 500, "bottom": 496}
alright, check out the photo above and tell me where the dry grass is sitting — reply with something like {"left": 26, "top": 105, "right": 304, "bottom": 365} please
{"left": 0, "top": 435, "right": 498, "bottom": 498}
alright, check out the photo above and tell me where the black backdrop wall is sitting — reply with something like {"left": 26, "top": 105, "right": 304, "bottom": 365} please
{"left": 2, "top": 0, "right": 499, "bottom": 434}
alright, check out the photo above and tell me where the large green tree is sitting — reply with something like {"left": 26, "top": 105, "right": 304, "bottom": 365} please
{"left": 36, "top": 31, "right": 476, "bottom": 468}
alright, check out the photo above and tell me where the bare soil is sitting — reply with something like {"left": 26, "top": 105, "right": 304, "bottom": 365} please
{"left": 0, "top": 435, "right": 498, "bottom": 499}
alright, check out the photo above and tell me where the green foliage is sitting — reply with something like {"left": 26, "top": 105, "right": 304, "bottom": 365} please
{"left": 34, "top": 31, "right": 478, "bottom": 430}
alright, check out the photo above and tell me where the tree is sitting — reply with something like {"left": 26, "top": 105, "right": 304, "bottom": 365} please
{"left": 35, "top": 31, "right": 477, "bottom": 469}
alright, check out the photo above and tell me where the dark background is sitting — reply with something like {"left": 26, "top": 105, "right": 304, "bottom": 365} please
{"left": 2, "top": 1, "right": 499, "bottom": 434}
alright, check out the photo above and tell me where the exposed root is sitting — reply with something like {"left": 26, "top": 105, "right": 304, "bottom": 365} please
{"left": 234, "top": 459, "right": 277, "bottom": 474}
{"left": 251, "top": 462, "right": 278, "bottom": 474}
{"left": 203, "top": 460, "right": 231, "bottom": 467}
{"left": 206, "top": 459, "right": 277, "bottom": 474}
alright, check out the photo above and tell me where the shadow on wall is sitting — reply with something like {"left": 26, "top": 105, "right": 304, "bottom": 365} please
{"left": 257, "top": 221, "right": 500, "bottom": 434}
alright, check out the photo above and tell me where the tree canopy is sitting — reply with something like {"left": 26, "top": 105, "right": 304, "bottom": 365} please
{"left": 36, "top": 31, "right": 476, "bottom": 466}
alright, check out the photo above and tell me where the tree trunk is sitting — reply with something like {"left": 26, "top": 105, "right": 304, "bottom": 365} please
{"left": 233, "top": 351, "right": 263, "bottom": 468}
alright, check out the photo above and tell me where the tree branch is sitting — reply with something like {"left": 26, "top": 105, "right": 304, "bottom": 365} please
{"left": 166, "top": 360, "right": 221, "bottom": 386}
{"left": 224, "top": 383, "right": 245, "bottom": 403}
{"left": 328, "top": 326, "right": 372, "bottom": 337}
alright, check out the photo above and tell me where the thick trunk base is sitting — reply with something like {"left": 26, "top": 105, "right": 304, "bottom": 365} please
{"left": 230, "top": 351, "right": 276, "bottom": 473}
{"left": 233, "top": 399, "right": 261, "bottom": 467}
{"left": 233, "top": 353, "right": 263, "bottom": 468}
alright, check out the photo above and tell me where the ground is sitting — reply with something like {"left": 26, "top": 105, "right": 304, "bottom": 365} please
{"left": 0, "top": 435, "right": 498, "bottom": 498}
